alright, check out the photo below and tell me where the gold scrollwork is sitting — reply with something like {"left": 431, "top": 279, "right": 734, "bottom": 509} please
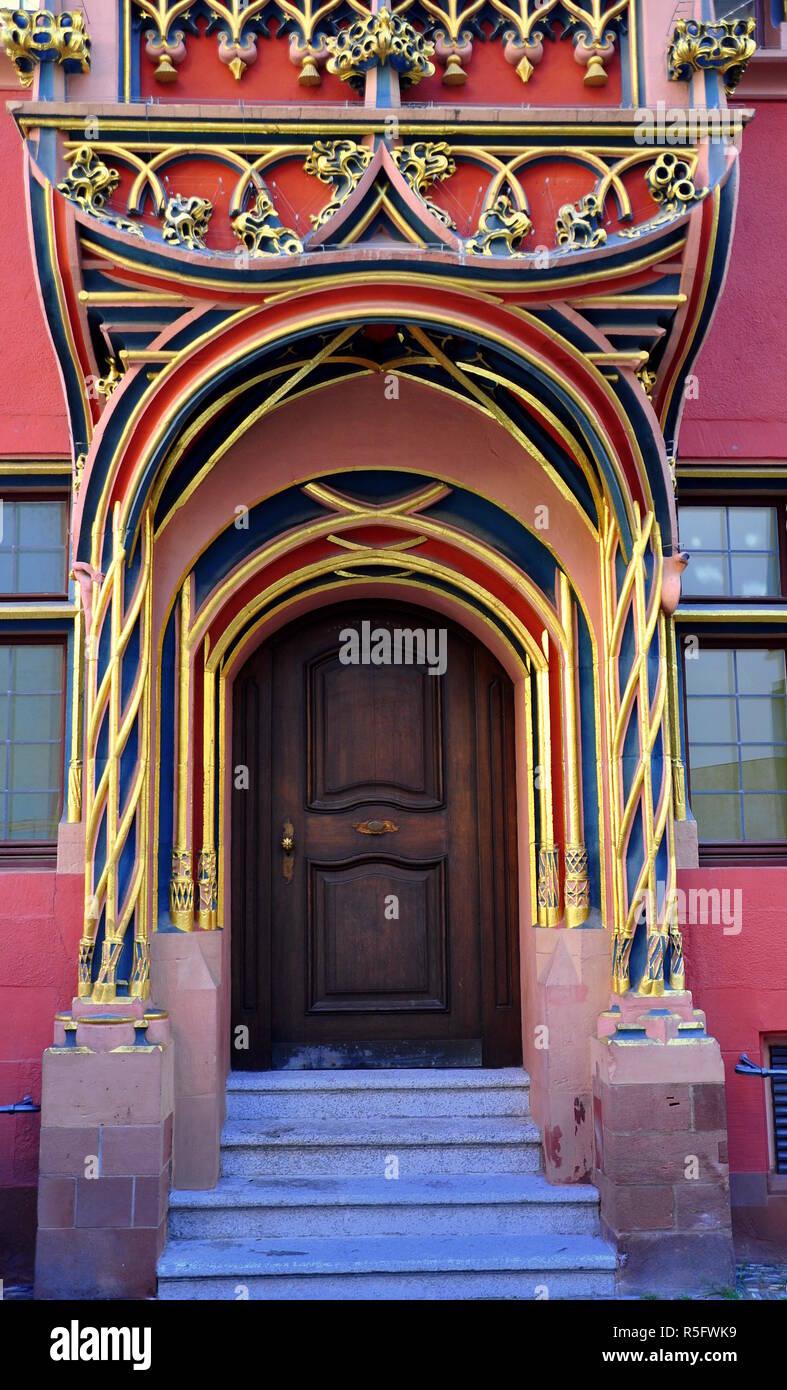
{"left": 96, "top": 359, "right": 124, "bottom": 401}
{"left": 0, "top": 8, "right": 91, "bottom": 88}
{"left": 169, "top": 848, "right": 194, "bottom": 928}
{"left": 466, "top": 193, "right": 533, "bottom": 256}
{"left": 325, "top": 7, "right": 435, "bottom": 89}
{"left": 667, "top": 18, "right": 757, "bottom": 96}
{"left": 645, "top": 151, "right": 706, "bottom": 217}
{"left": 162, "top": 193, "right": 213, "bottom": 250}
{"left": 565, "top": 845, "right": 590, "bottom": 913}
{"left": 537, "top": 844, "right": 561, "bottom": 926}
{"left": 637, "top": 367, "right": 657, "bottom": 401}
{"left": 304, "top": 139, "right": 373, "bottom": 229}
{"left": 555, "top": 191, "right": 607, "bottom": 250}
{"left": 392, "top": 142, "right": 457, "bottom": 228}
{"left": 669, "top": 924, "right": 685, "bottom": 990}
{"left": 57, "top": 145, "right": 143, "bottom": 236}
{"left": 232, "top": 189, "right": 303, "bottom": 256}
{"left": 73, "top": 452, "right": 87, "bottom": 498}
{"left": 197, "top": 848, "right": 218, "bottom": 928}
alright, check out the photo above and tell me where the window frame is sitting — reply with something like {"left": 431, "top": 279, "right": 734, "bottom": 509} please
{"left": 681, "top": 631, "right": 787, "bottom": 865}
{"left": 0, "top": 634, "right": 67, "bottom": 863}
{"left": 679, "top": 493, "right": 787, "bottom": 604}
{"left": 0, "top": 490, "right": 71, "bottom": 602}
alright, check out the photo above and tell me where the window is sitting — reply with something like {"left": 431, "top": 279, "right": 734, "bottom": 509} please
{"left": 0, "top": 497, "right": 69, "bottom": 598}
{"left": 684, "top": 644, "right": 787, "bottom": 843}
{"left": 0, "top": 642, "right": 65, "bottom": 842}
{"left": 714, "top": 1, "right": 781, "bottom": 47}
{"left": 680, "top": 503, "right": 783, "bottom": 599}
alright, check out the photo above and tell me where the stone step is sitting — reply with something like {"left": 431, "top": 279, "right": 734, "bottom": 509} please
{"left": 220, "top": 1116, "right": 543, "bottom": 1177}
{"left": 226, "top": 1067, "right": 531, "bottom": 1120}
{"left": 157, "top": 1232, "right": 616, "bottom": 1300}
{"left": 168, "top": 1172, "right": 599, "bottom": 1239}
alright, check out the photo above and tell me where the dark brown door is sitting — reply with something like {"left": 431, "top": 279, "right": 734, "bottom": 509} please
{"left": 231, "top": 601, "right": 521, "bottom": 1069}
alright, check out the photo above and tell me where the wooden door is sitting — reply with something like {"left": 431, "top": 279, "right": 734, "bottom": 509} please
{"left": 231, "top": 601, "right": 521, "bottom": 1069}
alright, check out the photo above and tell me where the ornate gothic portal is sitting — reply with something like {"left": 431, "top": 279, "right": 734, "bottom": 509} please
{"left": 9, "top": 0, "right": 753, "bottom": 1298}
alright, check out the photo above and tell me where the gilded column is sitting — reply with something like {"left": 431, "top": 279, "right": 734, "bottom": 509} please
{"left": 169, "top": 578, "right": 195, "bottom": 929}
{"left": 67, "top": 584, "right": 84, "bottom": 822}
{"left": 536, "top": 630, "right": 561, "bottom": 926}
{"left": 558, "top": 572, "right": 590, "bottom": 926}
{"left": 197, "top": 638, "right": 218, "bottom": 928}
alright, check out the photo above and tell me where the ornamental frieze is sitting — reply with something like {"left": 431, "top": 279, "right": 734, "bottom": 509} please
{"left": 47, "top": 130, "right": 709, "bottom": 260}
{"left": 128, "top": 0, "right": 635, "bottom": 92}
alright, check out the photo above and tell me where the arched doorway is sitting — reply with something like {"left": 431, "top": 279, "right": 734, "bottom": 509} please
{"left": 231, "top": 599, "right": 522, "bottom": 1069}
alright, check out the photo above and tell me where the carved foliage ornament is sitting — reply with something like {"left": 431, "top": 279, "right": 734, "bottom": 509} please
{"left": 645, "top": 151, "right": 706, "bottom": 217}
{"left": 57, "top": 145, "right": 143, "bottom": 237}
{"left": 667, "top": 18, "right": 757, "bottom": 96}
{"left": 555, "top": 191, "right": 606, "bottom": 250}
{"left": 162, "top": 194, "right": 214, "bottom": 250}
{"left": 0, "top": 7, "right": 91, "bottom": 88}
{"left": 392, "top": 142, "right": 457, "bottom": 228}
{"left": 325, "top": 8, "right": 436, "bottom": 89}
{"left": 466, "top": 193, "right": 533, "bottom": 257}
{"left": 232, "top": 189, "right": 303, "bottom": 256}
{"left": 304, "top": 139, "right": 374, "bottom": 229}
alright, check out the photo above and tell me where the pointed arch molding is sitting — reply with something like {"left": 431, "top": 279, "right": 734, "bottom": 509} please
{"left": 68, "top": 304, "right": 685, "bottom": 1005}
{"left": 69, "top": 286, "right": 679, "bottom": 571}
{"left": 18, "top": 126, "right": 738, "bottom": 1004}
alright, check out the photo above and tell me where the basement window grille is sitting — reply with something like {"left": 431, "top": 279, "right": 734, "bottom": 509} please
{"left": 771, "top": 1043, "right": 787, "bottom": 1176}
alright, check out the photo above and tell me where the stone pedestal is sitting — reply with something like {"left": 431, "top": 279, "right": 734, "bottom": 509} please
{"left": 592, "top": 991, "right": 734, "bottom": 1295}
{"left": 525, "top": 926, "right": 611, "bottom": 1183}
{"left": 150, "top": 929, "right": 225, "bottom": 1189}
{"left": 34, "top": 1004, "right": 173, "bottom": 1300}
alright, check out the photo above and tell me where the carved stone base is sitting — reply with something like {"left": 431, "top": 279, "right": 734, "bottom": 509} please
{"left": 593, "top": 991, "right": 734, "bottom": 1295}
{"left": 34, "top": 1008, "right": 173, "bottom": 1299}
{"left": 151, "top": 929, "right": 225, "bottom": 1189}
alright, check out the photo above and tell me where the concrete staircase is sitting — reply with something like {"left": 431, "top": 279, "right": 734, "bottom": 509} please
{"left": 157, "top": 1069, "right": 616, "bottom": 1299}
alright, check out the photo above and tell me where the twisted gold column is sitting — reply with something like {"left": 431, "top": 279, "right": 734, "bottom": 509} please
{"left": 604, "top": 504, "right": 676, "bottom": 996}
{"left": 79, "top": 506, "right": 154, "bottom": 1002}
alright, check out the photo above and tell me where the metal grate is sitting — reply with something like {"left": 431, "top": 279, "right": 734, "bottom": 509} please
{"left": 771, "top": 1044, "right": 787, "bottom": 1175}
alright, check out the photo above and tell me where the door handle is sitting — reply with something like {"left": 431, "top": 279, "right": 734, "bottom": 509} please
{"left": 281, "top": 819, "right": 295, "bottom": 882}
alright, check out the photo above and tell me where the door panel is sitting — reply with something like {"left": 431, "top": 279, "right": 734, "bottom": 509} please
{"left": 309, "top": 653, "right": 443, "bottom": 808}
{"left": 308, "top": 857, "right": 447, "bottom": 1012}
{"left": 231, "top": 600, "right": 521, "bottom": 1069}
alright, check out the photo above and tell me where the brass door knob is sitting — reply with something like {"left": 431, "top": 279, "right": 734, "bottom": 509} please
{"left": 281, "top": 829, "right": 294, "bottom": 852}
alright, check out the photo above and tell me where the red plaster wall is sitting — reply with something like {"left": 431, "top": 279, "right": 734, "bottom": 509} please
{"left": 679, "top": 867, "right": 787, "bottom": 1177}
{"left": 0, "top": 871, "right": 82, "bottom": 1281}
{"left": 680, "top": 101, "right": 787, "bottom": 461}
{"left": 0, "top": 85, "right": 70, "bottom": 457}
